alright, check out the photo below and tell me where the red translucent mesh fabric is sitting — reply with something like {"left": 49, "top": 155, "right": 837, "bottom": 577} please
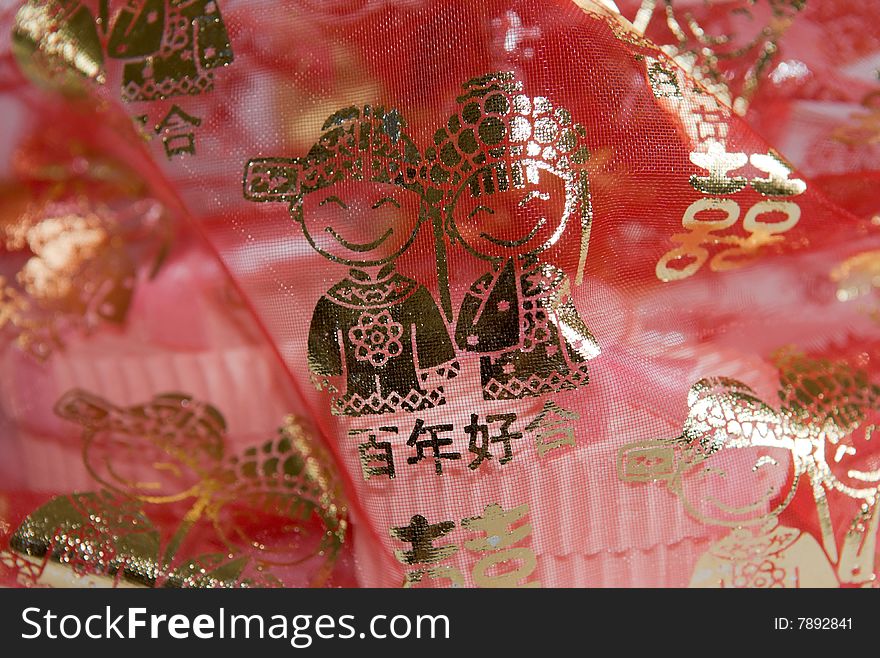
{"left": 0, "top": 0, "right": 879, "bottom": 588}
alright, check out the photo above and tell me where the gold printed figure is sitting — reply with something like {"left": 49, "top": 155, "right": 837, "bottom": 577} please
{"left": 7, "top": 391, "right": 346, "bottom": 588}
{"left": 774, "top": 351, "right": 880, "bottom": 585}
{"left": 618, "top": 377, "right": 838, "bottom": 588}
{"left": 431, "top": 73, "right": 600, "bottom": 401}
{"left": 244, "top": 107, "right": 459, "bottom": 417}
{"left": 524, "top": 399, "right": 580, "bottom": 456}
{"left": 107, "top": 0, "right": 234, "bottom": 102}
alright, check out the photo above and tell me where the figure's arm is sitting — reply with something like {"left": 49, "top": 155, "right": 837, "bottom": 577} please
{"left": 194, "top": 2, "right": 235, "bottom": 69}
{"left": 307, "top": 298, "right": 344, "bottom": 390}
{"left": 408, "top": 288, "right": 457, "bottom": 378}
{"left": 547, "top": 274, "right": 600, "bottom": 361}
{"left": 454, "top": 288, "right": 487, "bottom": 352}
{"left": 838, "top": 497, "right": 880, "bottom": 586}
{"left": 106, "top": 0, "right": 166, "bottom": 59}
{"left": 454, "top": 267, "right": 519, "bottom": 352}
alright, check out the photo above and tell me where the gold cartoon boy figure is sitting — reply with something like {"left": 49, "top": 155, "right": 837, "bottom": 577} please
{"left": 619, "top": 377, "right": 838, "bottom": 588}
{"left": 244, "top": 106, "right": 458, "bottom": 417}
{"left": 431, "top": 73, "right": 599, "bottom": 401}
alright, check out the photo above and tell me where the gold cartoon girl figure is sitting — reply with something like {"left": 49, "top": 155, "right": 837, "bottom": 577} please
{"left": 775, "top": 351, "right": 880, "bottom": 586}
{"left": 432, "top": 73, "right": 600, "bottom": 401}
{"left": 244, "top": 106, "right": 458, "bottom": 417}
{"left": 107, "top": 0, "right": 234, "bottom": 102}
{"left": 618, "top": 377, "right": 838, "bottom": 588}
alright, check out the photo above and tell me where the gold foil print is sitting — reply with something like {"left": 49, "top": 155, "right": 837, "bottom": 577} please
{"left": 246, "top": 74, "right": 601, "bottom": 412}
{"left": 655, "top": 197, "right": 740, "bottom": 282}
{"left": 12, "top": 0, "right": 106, "bottom": 93}
{"left": 0, "top": 197, "right": 147, "bottom": 360}
{"left": 391, "top": 515, "right": 458, "bottom": 566}
{"left": 775, "top": 350, "right": 880, "bottom": 501}
{"left": 462, "top": 503, "right": 532, "bottom": 551}
{"left": 611, "top": 4, "right": 808, "bottom": 283}
{"left": 689, "top": 146, "right": 748, "bottom": 195}
{"left": 524, "top": 400, "right": 580, "bottom": 456}
{"left": 833, "top": 91, "right": 880, "bottom": 146}
{"left": 622, "top": 0, "right": 805, "bottom": 113}
{"left": 689, "top": 523, "right": 836, "bottom": 588}
{"left": 349, "top": 412, "right": 536, "bottom": 482}
{"left": 153, "top": 105, "right": 202, "bottom": 159}
{"left": 434, "top": 73, "right": 599, "bottom": 401}
{"left": 831, "top": 250, "right": 880, "bottom": 305}
{"left": 353, "top": 426, "right": 397, "bottom": 480}
{"left": 470, "top": 548, "right": 538, "bottom": 588}
{"left": 749, "top": 151, "right": 806, "bottom": 197}
{"left": 619, "top": 353, "right": 880, "bottom": 587}
{"left": 109, "top": 0, "right": 234, "bottom": 102}
{"left": 774, "top": 350, "right": 880, "bottom": 585}
{"left": 616, "top": 441, "right": 675, "bottom": 481}
{"left": 246, "top": 106, "right": 459, "bottom": 417}
{"left": 6, "top": 391, "right": 346, "bottom": 588}
{"left": 646, "top": 58, "right": 681, "bottom": 98}
{"left": 838, "top": 498, "right": 880, "bottom": 585}
{"left": 223, "top": 415, "right": 348, "bottom": 577}
{"left": 657, "top": 148, "right": 806, "bottom": 282}
{"left": 462, "top": 502, "right": 540, "bottom": 588}
{"left": 403, "top": 565, "right": 465, "bottom": 588}
{"left": 11, "top": 1, "right": 234, "bottom": 162}
{"left": 618, "top": 377, "right": 835, "bottom": 587}
{"left": 391, "top": 502, "right": 540, "bottom": 588}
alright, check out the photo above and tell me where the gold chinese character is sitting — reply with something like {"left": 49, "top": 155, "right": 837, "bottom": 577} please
{"left": 524, "top": 400, "right": 579, "bottom": 456}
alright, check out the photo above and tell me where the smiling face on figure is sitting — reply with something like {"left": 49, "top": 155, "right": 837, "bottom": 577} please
{"left": 674, "top": 443, "right": 797, "bottom": 528}
{"left": 449, "top": 160, "right": 576, "bottom": 260}
{"left": 83, "top": 427, "right": 222, "bottom": 504}
{"left": 294, "top": 179, "right": 422, "bottom": 267}
{"left": 821, "top": 410, "right": 880, "bottom": 498}
{"left": 75, "top": 397, "right": 226, "bottom": 504}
